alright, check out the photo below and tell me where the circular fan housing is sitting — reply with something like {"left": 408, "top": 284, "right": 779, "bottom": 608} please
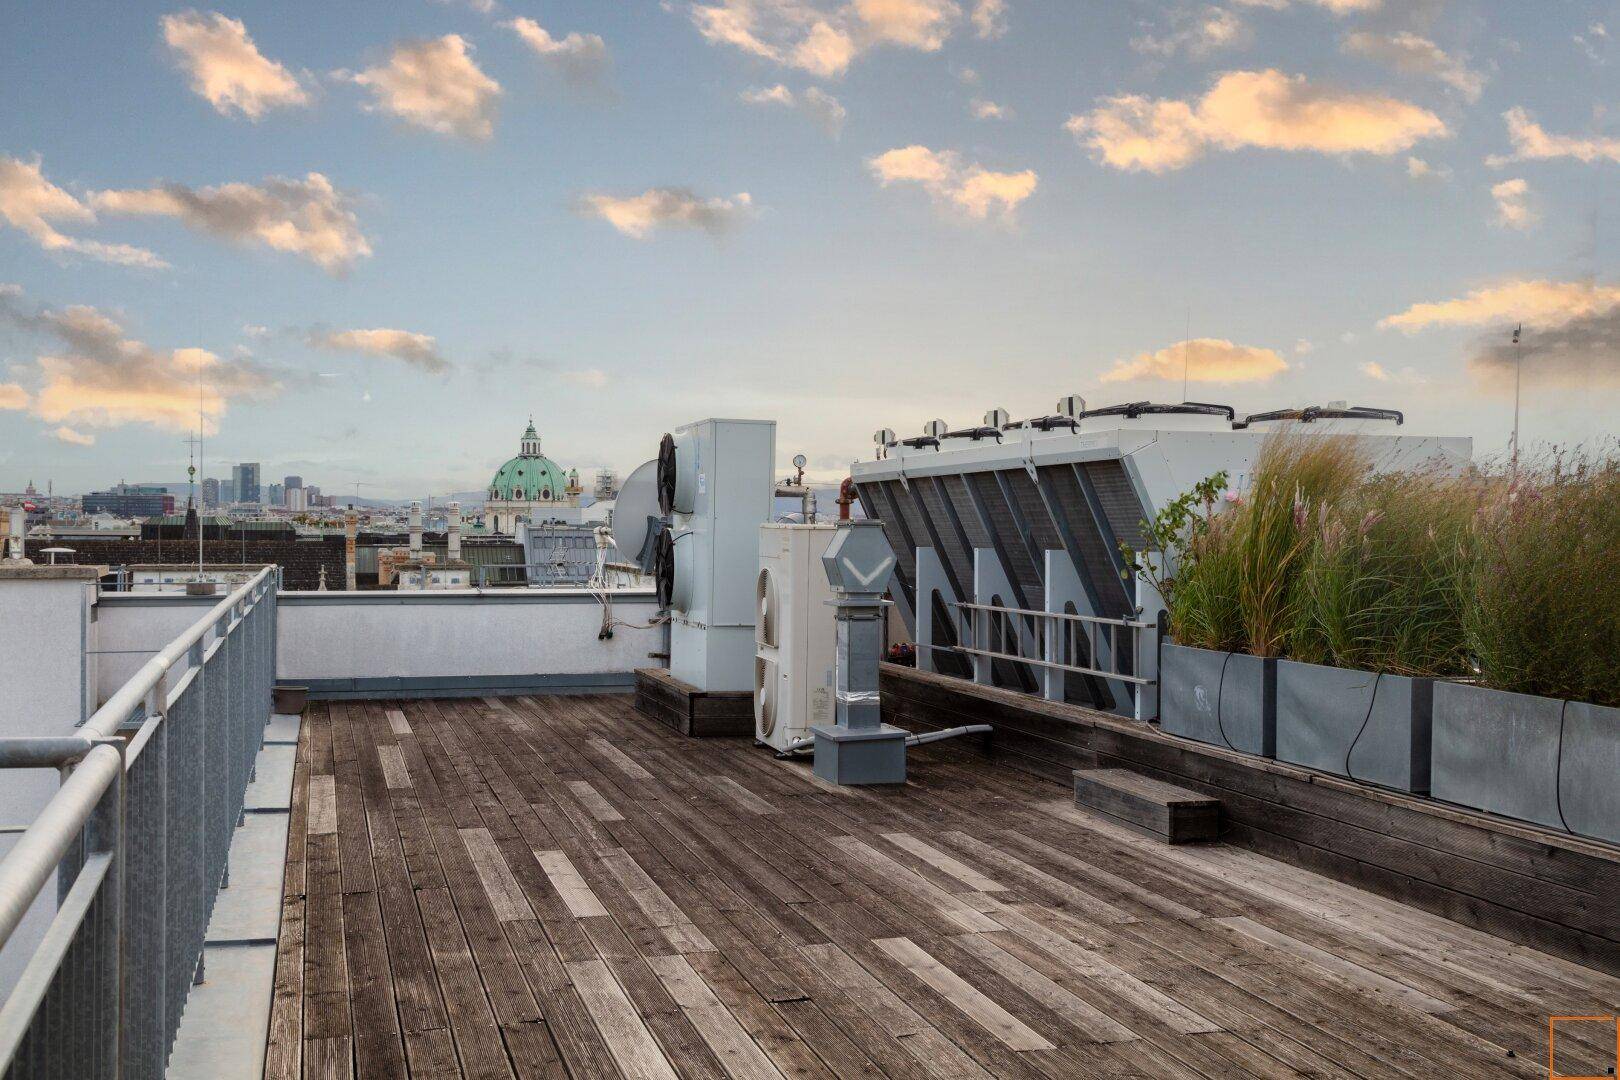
{"left": 754, "top": 656, "right": 778, "bottom": 737}
{"left": 756, "top": 569, "right": 778, "bottom": 648}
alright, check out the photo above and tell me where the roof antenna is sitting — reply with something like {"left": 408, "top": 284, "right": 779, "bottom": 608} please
{"left": 1181, "top": 305, "right": 1191, "bottom": 403}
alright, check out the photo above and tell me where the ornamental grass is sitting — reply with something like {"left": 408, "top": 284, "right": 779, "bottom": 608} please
{"left": 1465, "top": 450, "right": 1620, "bottom": 707}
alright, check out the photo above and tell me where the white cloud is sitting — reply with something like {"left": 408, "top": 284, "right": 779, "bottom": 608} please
{"left": 740, "top": 83, "right": 846, "bottom": 135}
{"left": 561, "top": 369, "right": 609, "bottom": 388}
{"left": 1406, "top": 155, "right": 1449, "bottom": 180}
{"left": 1380, "top": 280, "right": 1620, "bottom": 332}
{"left": 1487, "top": 107, "right": 1620, "bottom": 166}
{"left": 971, "top": 0, "right": 1008, "bottom": 38}
{"left": 1360, "top": 360, "right": 1426, "bottom": 384}
{"left": 1341, "top": 31, "right": 1484, "bottom": 101}
{"left": 1066, "top": 69, "right": 1447, "bottom": 173}
{"left": 50, "top": 426, "right": 95, "bottom": 446}
{"left": 310, "top": 328, "right": 450, "bottom": 373}
{"left": 578, "top": 188, "right": 754, "bottom": 239}
{"left": 1232, "top": 0, "right": 1379, "bottom": 13}
{"left": 504, "top": 17, "right": 610, "bottom": 86}
{"left": 0, "top": 288, "right": 281, "bottom": 435}
{"left": 91, "top": 172, "right": 370, "bottom": 274}
{"left": 0, "top": 383, "right": 28, "bottom": 410}
{"left": 161, "top": 11, "right": 310, "bottom": 119}
{"left": 0, "top": 155, "right": 166, "bottom": 268}
{"left": 1490, "top": 178, "right": 1536, "bottom": 231}
{"left": 1133, "top": 7, "right": 1251, "bottom": 59}
{"left": 969, "top": 98, "right": 1008, "bottom": 120}
{"left": 1102, "top": 338, "right": 1288, "bottom": 383}
{"left": 686, "top": 0, "right": 964, "bottom": 78}
{"left": 346, "top": 35, "right": 501, "bottom": 139}
{"left": 868, "top": 145, "right": 1036, "bottom": 220}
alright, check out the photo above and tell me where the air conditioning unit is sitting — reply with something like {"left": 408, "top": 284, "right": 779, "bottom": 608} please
{"left": 657, "top": 418, "right": 777, "bottom": 691}
{"left": 754, "top": 523, "right": 838, "bottom": 752}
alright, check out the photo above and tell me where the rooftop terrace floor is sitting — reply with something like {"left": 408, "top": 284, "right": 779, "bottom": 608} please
{"left": 265, "top": 694, "right": 1620, "bottom": 1079}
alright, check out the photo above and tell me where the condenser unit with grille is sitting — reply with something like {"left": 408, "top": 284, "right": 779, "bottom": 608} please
{"left": 754, "top": 523, "right": 838, "bottom": 752}
{"left": 655, "top": 418, "right": 777, "bottom": 692}
{"left": 850, "top": 399, "right": 1472, "bottom": 720}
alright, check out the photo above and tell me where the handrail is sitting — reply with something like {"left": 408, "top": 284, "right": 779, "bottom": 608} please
{"left": 952, "top": 600, "right": 1150, "bottom": 628}
{"left": 0, "top": 744, "right": 121, "bottom": 950}
{"left": 0, "top": 564, "right": 278, "bottom": 1079}
{"left": 82, "top": 565, "right": 273, "bottom": 739}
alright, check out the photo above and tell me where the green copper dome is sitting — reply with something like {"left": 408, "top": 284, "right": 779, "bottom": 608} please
{"left": 488, "top": 421, "right": 570, "bottom": 502}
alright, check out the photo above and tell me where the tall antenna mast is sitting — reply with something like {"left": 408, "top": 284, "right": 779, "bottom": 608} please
{"left": 1511, "top": 323, "right": 1522, "bottom": 471}
{"left": 198, "top": 378, "right": 205, "bottom": 575}
{"left": 1181, "top": 305, "right": 1192, "bottom": 403}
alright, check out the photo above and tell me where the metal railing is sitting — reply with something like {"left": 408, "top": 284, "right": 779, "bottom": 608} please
{"left": 951, "top": 600, "right": 1152, "bottom": 685}
{"left": 0, "top": 566, "right": 277, "bottom": 1080}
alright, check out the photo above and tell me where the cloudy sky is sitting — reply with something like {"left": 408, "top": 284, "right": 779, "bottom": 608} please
{"left": 1, "top": 1, "right": 1617, "bottom": 497}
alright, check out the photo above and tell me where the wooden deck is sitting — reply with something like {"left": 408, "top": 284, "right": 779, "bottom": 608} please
{"left": 265, "top": 695, "right": 1620, "bottom": 1079}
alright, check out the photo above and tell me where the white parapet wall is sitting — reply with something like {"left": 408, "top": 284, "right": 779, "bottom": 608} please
{"left": 276, "top": 588, "right": 664, "bottom": 698}
{"left": 94, "top": 592, "right": 222, "bottom": 704}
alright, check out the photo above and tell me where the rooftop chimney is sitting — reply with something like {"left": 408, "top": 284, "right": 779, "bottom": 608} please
{"left": 448, "top": 502, "right": 462, "bottom": 563}
{"left": 5, "top": 507, "right": 28, "bottom": 563}
{"left": 344, "top": 508, "right": 358, "bottom": 590}
{"left": 409, "top": 500, "right": 423, "bottom": 559}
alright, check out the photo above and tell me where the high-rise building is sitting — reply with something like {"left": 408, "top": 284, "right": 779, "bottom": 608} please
{"left": 305, "top": 485, "right": 321, "bottom": 506}
{"left": 82, "top": 485, "right": 173, "bottom": 517}
{"left": 283, "top": 475, "right": 303, "bottom": 492}
{"left": 267, "top": 482, "right": 284, "bottom": 508}
{"left": 201, "top": 477, "right": 220, "bottom": 509}
{"left": 287, "top": 486, "right": 308, "bottom": 512}
{"left": 232, "top": 463, "right": 261, "bottom": 505}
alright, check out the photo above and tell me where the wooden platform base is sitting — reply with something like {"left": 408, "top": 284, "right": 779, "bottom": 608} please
{"left": 883, "top": 662, "right": 1620, "bottom": 976}
{"left": 1073, "top": 767, "right": 1220, "bottom": 844}
{"left": 633, "top": 667, "right": 754, "bottom": 737}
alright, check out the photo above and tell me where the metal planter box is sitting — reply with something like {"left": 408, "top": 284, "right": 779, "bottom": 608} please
{"left": 1558, "top": 701, "right": 1620, "bottom": 845}
{"left": 1275, "top": 660, "right": 1433, "bottom": 793}
{"left": 1432, "top": 682, "right": 1565, "bottom": 830}
{"left": 1159, "top": 643, "right": 1276, "bottom": 758}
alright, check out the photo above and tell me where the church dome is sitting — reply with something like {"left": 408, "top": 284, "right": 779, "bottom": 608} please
{"left": 488, "top": 421, "right": 569, "bottom": 502}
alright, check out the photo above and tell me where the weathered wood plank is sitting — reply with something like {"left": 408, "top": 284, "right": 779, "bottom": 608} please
{"left": 378, "top": 744, "right": 412, "bottom": 790}
{"left": 462, "top": 827, "right": 535, "bottom": 923}
{"left": 386, "top": 708, "right": 412, "bottom": 736}
{"left": 565, "top": 958, "right": 681, "bottom": 1080}
{"left": 880, "top": 832, "right": 1006, "bottom": 893}
{"left": 565, "top": 779, "right": 625, "bottom": 822}
{"left": 308, "top": 774, "right": 337, "bottom": 835}
{"left": 874, "top": 936, "right": 1056, "bottom": 1052}
{"left": 535, "top": 849, "right": 610, "bottom": 918}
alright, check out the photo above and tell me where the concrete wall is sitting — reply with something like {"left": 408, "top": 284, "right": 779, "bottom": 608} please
{"left": 93, "top": 594, "right": 220, "bottom": 704}
{"left": 277, "top": 589, "right": 663, "bottom": 697}
{"left": 0, "top": 567, "right": 100, "bottom": 993}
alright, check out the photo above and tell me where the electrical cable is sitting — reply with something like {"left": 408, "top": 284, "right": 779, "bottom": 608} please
{"left": 1341, "top": 671, "right": 1384, "bottom": 783}
{"left": 1213, "top": 650, "right": 1237, "bottom": 751}
{"left": 1553, "top": 698, "right": 1572, "bottom": 834}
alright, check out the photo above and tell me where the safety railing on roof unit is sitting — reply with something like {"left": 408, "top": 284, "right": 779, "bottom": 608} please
{"left": 0, "top": 565, "right": 277, "bottom": 1080}
{"left": 951, "top": 599, "right": 1152, "bottom": 685}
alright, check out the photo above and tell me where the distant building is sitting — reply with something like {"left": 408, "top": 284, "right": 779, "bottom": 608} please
{"left": 267, "top": 482, "right": 284, "bottom": 508}
{"left": 201, "top": 478, "right": 220, "bottom": 509}
{"left": 283, "top": 475, "right": 303, "bottom": 492}
{"left": 232, "top": 463, "right": 261, "bottom": 505}
{"left": 287, "top": 487, "right": 308, "bottom": 512}
{"left": 484, "top": 420, "right": 581, "bottom": 534}
{"left": 81, "top": 485, "right": 174, "bottom": 518}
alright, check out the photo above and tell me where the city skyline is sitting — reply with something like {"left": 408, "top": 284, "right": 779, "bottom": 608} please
{"left": 3, "top": 2, "right": 1619, "bottom": 497}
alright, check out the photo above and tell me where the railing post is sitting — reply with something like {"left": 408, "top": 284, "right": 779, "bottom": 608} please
{"left": 86, "top": 743, "right": 124, "bottom": 1080}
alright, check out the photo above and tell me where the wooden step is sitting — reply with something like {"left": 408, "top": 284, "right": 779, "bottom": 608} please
{"left": 1072, "top": 768, "right": 1220, "bottom": 844}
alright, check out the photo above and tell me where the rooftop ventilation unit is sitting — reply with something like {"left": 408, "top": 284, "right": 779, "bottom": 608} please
{"left": 754, "top": 523, "right": 838, "bottom": 752}
{"left": 1235, "top": 405, "right": 1405, "bottom": 431}
{"left": 852, "top": 398, "right": 1471, "bottom": 721}
{"left": 657, "top": 418, "right": 776, "bottom": 692}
